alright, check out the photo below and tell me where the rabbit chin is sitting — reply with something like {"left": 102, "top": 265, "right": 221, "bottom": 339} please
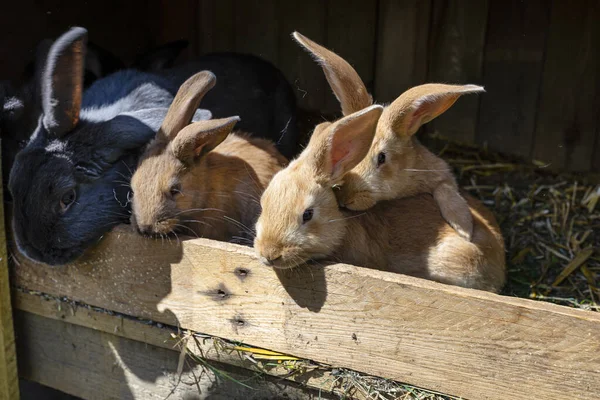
{"left": 13, "top": 232, "right": 89, "bottom": 266}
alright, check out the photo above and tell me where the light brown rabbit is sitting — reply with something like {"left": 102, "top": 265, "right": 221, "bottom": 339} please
{"left": 130, "top": 71, "right": 287, "bottom": 242}
{"left": 254, "top": 105, "right": 505, "bottom": 292}
{"left": 293, "top": 32, "right": 482, "bottom": 241}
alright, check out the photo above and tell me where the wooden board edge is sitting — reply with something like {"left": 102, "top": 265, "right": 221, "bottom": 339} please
{"left": 13, "top": 289, "right": 370, "bottom": 399}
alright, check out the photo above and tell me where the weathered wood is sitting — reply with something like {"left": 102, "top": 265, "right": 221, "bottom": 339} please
{"left": 197, "top": 0, "right": 236, "bottom": 53}
{"left": 234, "top": 0, "right": 279, "bottom": 65}
{"left": 278, "top": 0, "right": 328, "bottom": 111}
{"left": 531, "top": 0, "right": 600, "bottom": 171}
{"left": 14, "top": 290, "right": 348, "bottom": 398}
{"left": 148, "top": 0, "right": 199, "bottom": 60}
{"left": 0, "top": 158, "right": 18, "bottom": 400}
{"left": 476, "top": 0, "right": 550, "bottom": 159}
{"left": 323, "top": 0, "right": 378, "bottom": 114}
{"left": 374, "top": 0, "right": 432, "bottom": 103}
{"left": 427, "top": 0, "right": 490, "bottom": 144}
{"left": 11, "top": 227, "right": 600, "bottom": 400}
{"left": 14, "top": 310, "right": 328, "bottom": 400}
{"left": 0, "top": 0, "right": 154, "bottom": 81}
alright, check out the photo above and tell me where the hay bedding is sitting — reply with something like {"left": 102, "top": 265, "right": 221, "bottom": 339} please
{"left": 424, "top": 133, "right": 599, "bottom": 311}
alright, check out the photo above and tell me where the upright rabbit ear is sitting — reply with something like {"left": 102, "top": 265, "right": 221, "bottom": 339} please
{"left": 41, "top": 27, "right": 87, "bottom": 137}
{"left": 170, "top": 116, "right": 240, "bottom": 165}
{"left": 159, "top": 70, "right": 216, "bottom": 141}
{"left": 307, "top": 105, "right": 383, "bottom": 183}
{"left": 381, "top": 84, "right": 484, "bottom": 137}
{"left": 292, "top": 32, "right": 372, "bottom": 116}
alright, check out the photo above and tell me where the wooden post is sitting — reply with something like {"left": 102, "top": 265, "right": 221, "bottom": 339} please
{"left": 0, "top": 162, "right": 19, "bottom": 399}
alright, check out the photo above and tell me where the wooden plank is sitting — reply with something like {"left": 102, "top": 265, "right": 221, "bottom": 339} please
{"left": 324, "top": 0, "right": 378, "bottom": 114}
{"left": 148, "top": 0, "right": 199, "bottom": 60}
{"left": 234, "top": 0, "right": 279, "bottom": 65}
{"left": 531, "top": 0, "right": 600, "bottom": 172}
{"left": 11, "top": 228, "right": 600, "bottom": 400}
{"left": 198, "top": 0, "right": 236, "bottom": 53}
{"left": 14, "top": 311, "right": 326, "bottom": 400}
{"left": 0, "top": 156, "right": 19, "bottom": 400}
{"left": 374, "top": 0, "right": 432, "bottom": 103}
{"left": 0, "top": 0, "right": 152, "bottom": 81}
{"left": 278, "top": 0, "right": 328, "bottom": 111}
{"left": 427, "top": 0, "right": 490, "bottom": 144}
{"left": 476, "top": 0, "right": 550, "bottom": 159}
{"left": 14, "top": 290, "right": 348, "bottom": 398}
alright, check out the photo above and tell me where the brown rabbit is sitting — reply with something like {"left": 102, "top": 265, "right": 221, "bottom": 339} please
{"left": 130, "top": 71, "right": 287, "bottom": 242}
{"left": 254, "top": 105, "right": 505, "bottom": 293}
{"left": 293, "top": 32, "right": 482, "bottom": 241}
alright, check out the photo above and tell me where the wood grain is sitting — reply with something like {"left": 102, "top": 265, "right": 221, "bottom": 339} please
{"left": 531, "top": 0, "right": 600, "bottom": 171}
{"left": 234, "top": 0, "right": 280, "bottom": 65}
{"left": 476, "top": 0, "right": 550, "bottom": 159}
{"left": 14, "top": 310, "right": 329, "bottom": 400}
{"left": 0, "top": 161, "right": 19, "bottom": 400}
{"left": 374, "top": 0, "right": 432, "bottom": 103}
{"left": 323, "top": 0, "right": 378, "bottom": 114}
{"left": 11, "top": 227, "right": 600, "bottom": 400}
{"left": 427, "top": 0, "right": 490, "bottom": 144}
{"left": 14, "top": 290, "right": 346, "bottom": 398}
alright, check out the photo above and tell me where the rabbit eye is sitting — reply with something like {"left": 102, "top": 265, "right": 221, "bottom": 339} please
{"left": 169, "top": 184, "right": 182, "bottom": 197}
{"left": 60, "top": 189, "right": 76, "bottom": 211}
{"left": 302, "top": 208, "right": 314, "bottom": 223}
{"left": 377, "top": 152, "right": 386, "bottom": 167}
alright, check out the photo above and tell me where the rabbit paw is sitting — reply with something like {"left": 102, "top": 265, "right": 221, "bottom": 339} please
{"left": 433, "top": 184, "right": 473, "bottom": 241}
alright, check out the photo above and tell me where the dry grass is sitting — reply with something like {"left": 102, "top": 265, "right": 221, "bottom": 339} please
{"left": 423, "top": 132, "right": 599, "bottom": 311}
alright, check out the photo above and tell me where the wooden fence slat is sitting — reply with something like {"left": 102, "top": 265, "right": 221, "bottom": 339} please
{"left": 531, "top": 0, "right": 600, "bottom": 171}
{"left": 324, "top": 0, "right": 378, "bottom": 114}
{"left": 14, "top": 311, "right": 327, "bottom": 400}
{"left": 11, "top": 228, "right": 600, "bottom": 400}
{"left": 197, "top": 0, "right": 236, "bottom": 53}
{"left": 278, "top": 0, "right": 328, "bottom": 112}
{"left": 234, "top": 0, "right": 280, "bottom": 66}
{"left": 374, "top": 0, "right": 432, "bottom": 104}
{"left": 0, "top": 160, "right": 19, "bottom": 400}
{"left": 14, "top": 290, "right": 349, "bottom": 398}
{"left": 476, "top": 0, "right": 550, "bottom": 159}
{"left": 427, "top": 0, "right": 490, "bottom": 144}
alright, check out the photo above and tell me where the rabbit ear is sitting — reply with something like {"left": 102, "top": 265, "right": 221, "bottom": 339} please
{"left": 381, "top": 84, "right": 484, "bottom": 137}
{"left": 307, "top": 105, "right": 383, "bottom": 183}
{"left": 292, "top": 32, "right": 372, "bottom": 116}
{"left": 133, "top": 40, "right": 189, "bottom": 72}
{"left": 170, "top": 116, "right": 240, "bottom": 164}
{"left": 41, "top": 27, "right": 87, "bottom": 137}
{"left": 159, "top": 71, "right": 216, "bottom": 140}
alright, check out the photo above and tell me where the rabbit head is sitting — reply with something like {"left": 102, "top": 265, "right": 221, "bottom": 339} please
{"left": 254, "top": 105, "right": 382, "bottom": 269}
{"left": 8, "top": 27, "right": 179, "bottom": 265}
{"left": 292, "top": 32, "right": 483, "bottom": 211}
{"left": 130, "top": 71, "right": 239, "bottom": 236}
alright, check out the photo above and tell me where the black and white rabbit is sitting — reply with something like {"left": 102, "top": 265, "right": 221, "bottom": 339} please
{"left": 8, "top": 26, "right": 299, "bottom": 266}
{"left": 1, "top": 36, "right": 190, "bottom": 184}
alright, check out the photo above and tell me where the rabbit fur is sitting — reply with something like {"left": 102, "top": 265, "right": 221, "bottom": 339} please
{"left": 293, "top": 32, "right": 480, "bottom": 241}
{"left": 254, "top": 105, "right": 506, "bottom": 293}
{"left": 130, "top": 71, "right": 287, "bottom": 243}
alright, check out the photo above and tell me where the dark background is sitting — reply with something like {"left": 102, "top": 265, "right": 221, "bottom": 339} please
{"left": 1, "top": 0, "right": 598, "bottom": 170}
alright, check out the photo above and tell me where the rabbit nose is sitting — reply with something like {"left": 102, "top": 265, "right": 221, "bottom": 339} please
{"left": 137, "top": 225, "right": 153, "bottom": 236}
{"left": 260, "top": 255, "right": 281, "bottom": 266}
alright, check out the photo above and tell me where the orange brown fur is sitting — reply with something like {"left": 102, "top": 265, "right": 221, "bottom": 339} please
{"left": 130, "top": 71, "right": 286, "bottom": 242}
{"left": 293, "top": 32, "right": 482, "bottom": 241}
{"left": 255, "top": 93, "right": 505, "bottom": 292}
